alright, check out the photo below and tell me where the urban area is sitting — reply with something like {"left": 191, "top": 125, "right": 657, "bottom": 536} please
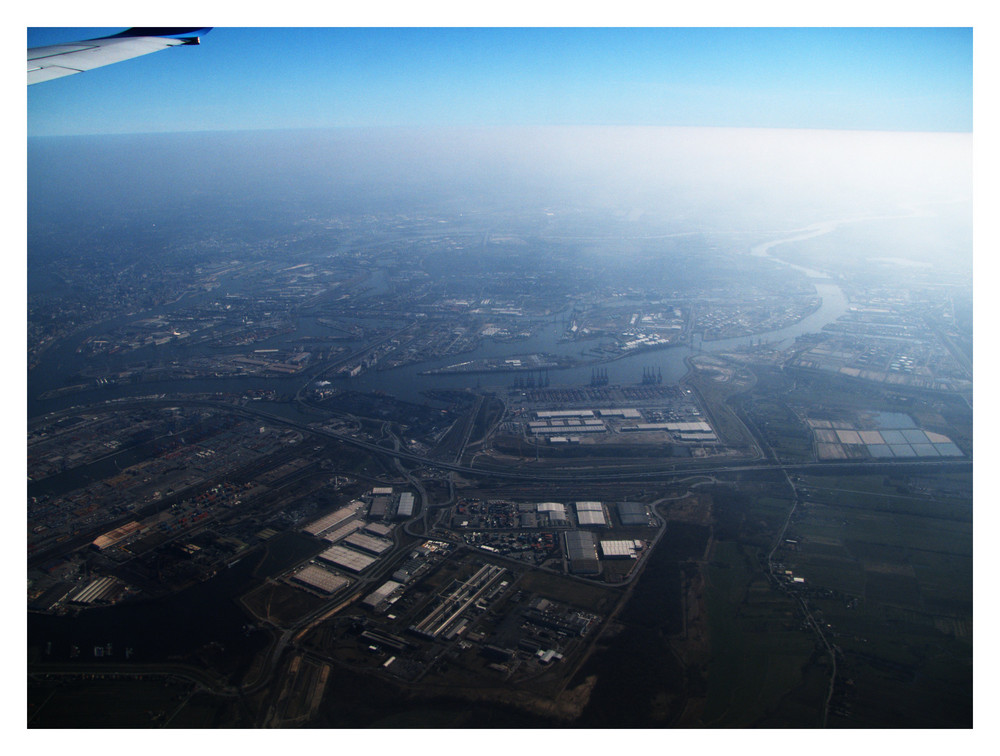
{"left": 28, "top": 196, "right": 972, "bottom": 729}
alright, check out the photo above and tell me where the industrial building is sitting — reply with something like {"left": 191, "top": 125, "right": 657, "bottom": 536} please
{"left": 616, "top": 501, "right": 649, "bottom": 526}
{"left": 528, "top": 420, "right": 605, "bottom": 435}
{"left": 410, "top": 564, "right": 506, "bottom": 639}
{"left": 317, "top": 544, "right": 378, "bottom": 573}
{"left": 344, "top": 531, "right": 394, "bottom": 555}
{"left": 535, "top": 410, "right": 595, "bottom": 418}
{"left": 396, "top": 491, "right": 415, "bottom": 518}
{"left": 363, "top": 522, "right": 394, "bottom": 538}
{"left": 392, "top": 557, "right": 425, "bottom": 583}
{"left": 564, "top": 530, "right": 600, "bottom": 575}
{"left": 293, "top": 564, "right": 350, "bottom": 594}
{"left": 368, "top": 496, "right": 391, "bottom": 519}
{"left": 596, "top": 408, "right": 642, "bottom": 419}
{"left": 537, "top": 502, "right": 568, "bottom": 526}
{"left": 600, "top": 539, "right": 644, "bottom": 559}
{"left": 371, "top": 486, "right": 393, "bottom": 495}
{"left": 362, "top": 580, "right": 404, "bottom": 610}
{"left": 575, "top": 501, "right": 607, "bottom": 527}
{"left": 91, "top": 521, "right": 142, "bottom": 551}
{"left": 321, "top": 520, "right": 363, "bottom": 543}
{"left": 68, "top": 576, "right": 124, "bottom": 605}
{"left": 302, "top": 501, "right": 364, "bottom": 537}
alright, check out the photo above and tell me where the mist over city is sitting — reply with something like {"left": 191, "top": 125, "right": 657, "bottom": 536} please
{"left": 27, "top": 25, "right": 973, "bottom": 732}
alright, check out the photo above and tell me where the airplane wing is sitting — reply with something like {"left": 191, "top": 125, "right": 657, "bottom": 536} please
{"left": 28, "top": 28, "right": 209, "bottom": 85}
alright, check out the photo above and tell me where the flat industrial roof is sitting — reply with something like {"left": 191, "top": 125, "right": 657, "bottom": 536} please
{"left": 294, "top": 565, "right": 350, "bottom": 594}
{"left": 317, "top": 545, "right": 378, "bottom": 572}
{"left": 600, "top": 540, "right": 638, "bottom": 558}
{"left": 577, "top": 510, "right": 607, "bottom": 526}
{"left": 303, "top": 501, "right": 364, "bottom": 536}
{"left": 565, "top": 530, "right": 597, "bottom": 561}
{"left": 322, "top": 520, "right": 362, "bottom": 543}
{"left": 345, "top": 532, "right": 394, "bottom": 555}
{"left": 363, "top": 580, "right": 404, "bottom": 606}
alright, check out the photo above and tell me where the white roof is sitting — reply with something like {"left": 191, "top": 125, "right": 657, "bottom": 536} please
{"left": 665, "top": 421, "right": 712, "bottom": 432}
{"left": 321, "top": 520, "right": 363, "bottom": 543}
{"left": 317, "top": 545, "right": 377, "bottom": 572}
{"left": 345, "top": 532, "right": 393, "bottom": 554}
{"left": 302, "top": 502, "right": 363, "bottom": 536}
{"left": 363, "top": 580, "right": 403, "bottom": 606}
{"left": 600, "top": 540, "right": 638, "bottom": 557}
{"left": 535, "top": 410, "right": 595, "bottom": 418}
{"left": 575, "top": 501, "right": 603, "bottom": 511}
{"left": 294, "top": 565, "right": 350, "bottom": 593}
{"left": 577, "top": 510, "right": 607, "bottom": 526}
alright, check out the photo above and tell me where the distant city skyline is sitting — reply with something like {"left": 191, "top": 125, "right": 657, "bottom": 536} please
{"left": 27, "top": 26, "right": 972, "bottom": 137}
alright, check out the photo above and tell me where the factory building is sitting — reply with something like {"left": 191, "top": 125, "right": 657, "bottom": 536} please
{"left": 596, "top": 408, "right": 642, "bottom": 419}
{"left": 371, "top": 486, "right": 393, "bottom": 495}
{"left": 321, "top": 520, "right": 362, "bottom": 543}
{"left": 344, "top": 531, "right": 394, "bottom": 555}
{"left": 564, "top": 530, "right": 601, "bottom": 575}
{"left": 665, "top": 421, "right": 713, "bottom": 432}
{"left": 620, "top": 422, "right": 674, "bottom": 431}
{"left": 363, "top": 522, "right": 394, "bottom": 538}
{"left": 293, "top": 565, "right": 350, "bottom": 594}
{"left": 537, "top": 502, "right": 568, "bottom": 526}
{"left": 302, "top": 501, "right": 364, "bottom": 537}
{"left": 362, "top": 580, "right": 404, "bottom": 611}
{"left": 529, "top": 422, "right": 605, "bottom": 435}
{"left": 69, "top": 576, "right": 124, "bottom": 605}
{"left": 396, "top": 491, "right": 415, "bottom": 518}
{"left": 368, "top": 496, "right": 391, "bottom": 519}
{"left": 575, "top": 501, "right": 608, "bottom": 527}
{"left": 392, "top": 557, "right": 424, "bottom": 583}
{"left": 600, "top": 539, "right": 644, "bottom": 559}
{"left": 616, "top": 501, "right": 649, "bottom": 526}
{"left": 317, "top": 544, "right": 378, "bottom": 573}
{"left": 91, "top": 521, "right": 142, "bottom": 551}
{"left": 577, "top": 510, "right": 607, "bottom": 526}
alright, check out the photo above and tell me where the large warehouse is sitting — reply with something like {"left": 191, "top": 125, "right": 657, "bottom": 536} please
{"left": 575, "top": 501, "right": 607, "bottom": 527}
{"left": 537, "top": 502, "right": 568, "bottom": 526}
{"left": 302, "top": 501, "right": 364, "bottom": 537}
{"left": 397, "top": 492, "right": 415, "bottom": 518}
{"left": 616, "top": 501, "right": 649, "bottom": 526}
{"left": 317, "top": 544, "right": 378, "bottom": 573}
{"left": 293, "top": 565, "right": 350, "bottom": 594}
{"left": 344, "top": 531, "right": 394, "bottom": 555}
{"left": 91, "top": 521, "right": 142, "bottom": 551}
{"left": 362, "top": 580, "right": 404, "bottom": 610}
{"left": 321, "top": 520, "right": 362, "bottom": 543}
{"left": 564, "top": 530, "right": 600, "bottom": 575}
{"left": 600, "top": 539, "right": 644, "bottom": 559}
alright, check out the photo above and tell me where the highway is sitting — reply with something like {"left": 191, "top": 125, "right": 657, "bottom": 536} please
{"left": 33, "top": 396, "right": 972, "bottom": 485}
{"left": 28, "top": 393, "right": 972, "bottom": 718}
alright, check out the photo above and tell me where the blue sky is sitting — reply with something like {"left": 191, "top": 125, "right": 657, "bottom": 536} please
{"left": 26, "top": 26, "right": 973, "bottom": 137}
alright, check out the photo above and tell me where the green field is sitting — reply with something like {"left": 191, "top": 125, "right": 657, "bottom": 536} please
{"left": 697, "top": 464, "right": 971, "bottom": 727}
